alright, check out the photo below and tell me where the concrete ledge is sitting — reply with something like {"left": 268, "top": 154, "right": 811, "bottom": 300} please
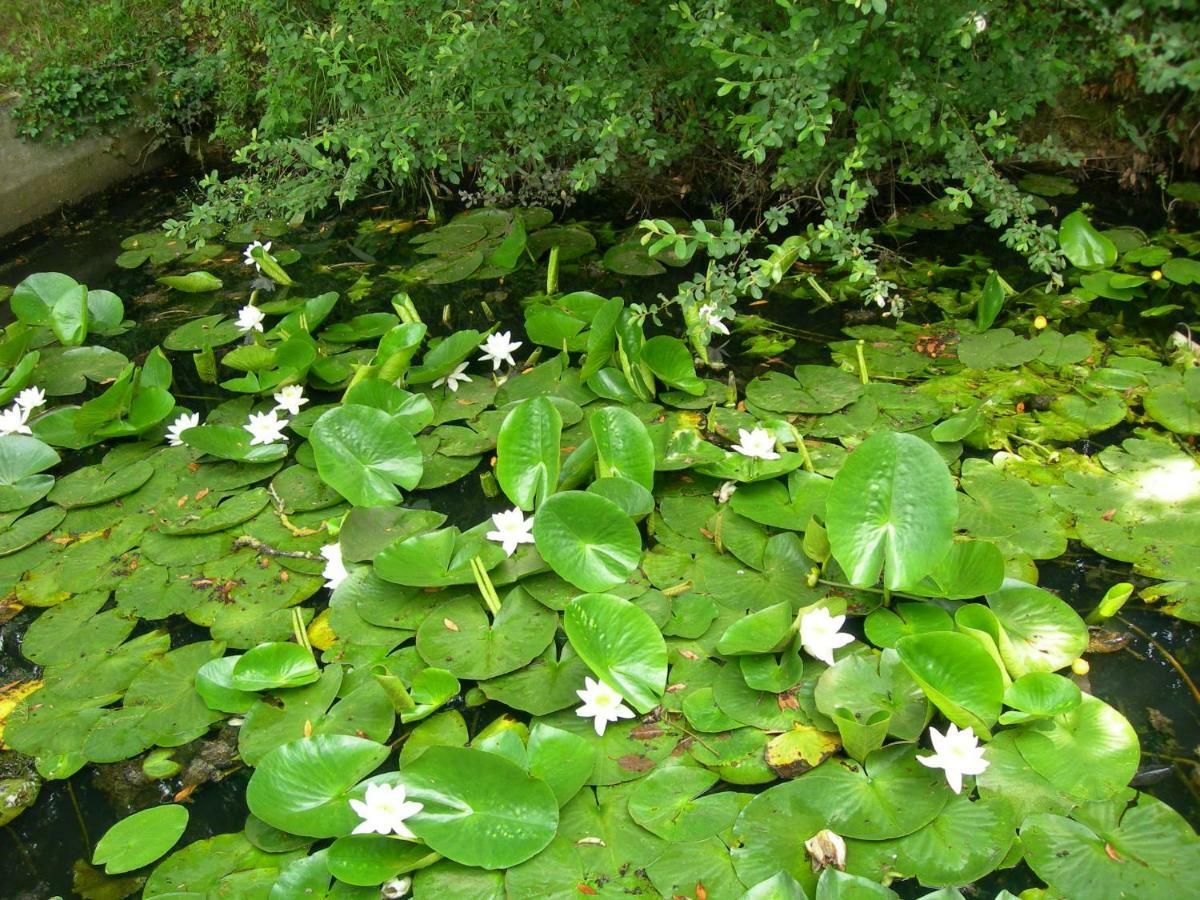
{"left": 0, "top": 109, "right": 176, "bottom": 238}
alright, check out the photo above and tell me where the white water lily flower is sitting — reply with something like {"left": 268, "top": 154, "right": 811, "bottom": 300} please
{"left": 799, "top": 607, "right": 854, "bottom": 666}
{"left": 165, "top": 411, "right": 201, "bottom": 447}
{"left": 972, "top": 12, "right": 987, "bottom": 32}
{"left": 917, "top": 723, "right": 990, "bottom": 794}
{"left": 244, "top": 409, "right": 289, "bottom": 446}
{"left": 730, "top": 426, "right": 780, "bottom": 461}
{"left": 14, "top": 386, "right": 45, "bottom": 412}
{"left": 320, "top": 543, "right": 348, "bottom": 591}
{"left": 804, "top": 829, "right": 847, "bottom": 872}
{"left": 235, "top": 304, "right": 266, "bottom": 333}
{"left": 349, "top": 782, "right": 423, "bottom": 839}
{"left": 432, "top": 361, "right": 472, "bottom": 392}
{"left": 575, "top": 676, "right": 635, "bottom": 736}
{"left": 0, "top": 404, "right": 32, "bottom": 436}
{"left": 698, "top": 303, "right": 730, "bottom": 336}
{"left": 486, "top": 508, "right": 535, "bottom": 557}
{"left": 243, "top": 240, "right": 272, "bottom": 272}
{"left": 478, "top": 331, "right": 523, "bottom": 371}
{"left": 381, "top": 876, "right": 413, "bottom": 899}
{"left": 273, "top": 384, "right": 308, "bottom": 416}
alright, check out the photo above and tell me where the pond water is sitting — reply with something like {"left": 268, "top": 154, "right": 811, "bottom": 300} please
{"left": 0, "top": 172, "right": 1197, "bottom": 899}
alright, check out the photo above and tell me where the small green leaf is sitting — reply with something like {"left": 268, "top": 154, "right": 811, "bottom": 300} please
{"left": 93, "top": 805, "right": 189, "bottom": 874}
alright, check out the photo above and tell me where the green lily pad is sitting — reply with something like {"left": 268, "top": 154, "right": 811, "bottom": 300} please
{"left": 416, "top": 588, "right": 558, "bottom": 680}
{"left": 93, "top": 805, "right": 189, "bottom": 874}
{"left": 1022, "top": 791, "right": 1200, "bottom": 899}
{"left": 1013, "top": 693, "right": 1139, "bottom": 801}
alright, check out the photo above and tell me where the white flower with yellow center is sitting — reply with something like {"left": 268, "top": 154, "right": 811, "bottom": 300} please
{"left": 432, "top": 362, "right": 472, "bottom": 393}
{"left": 349, "top": 782, "right": 423, "bottom": 839}
{"left": 478, "top": 331, "right": 523, "bottom": 371}
{"left": 14, "top": 386, "right": 45, "bottom": 412}
{"left": 575, "top": 677, "right": 635, "bottom": 736}
{"left": 243, "top": 240, "right": 272, "bottom": 272}
{"left": 235, "top": 304, "right": 266, "bottom": 333}
{"left": 730, "top": 426, "right": 780, "bottom": 461}
{"left": 917, "top": 723, "right": 990, "bottom": 794}
{"left": 0, "top": 404, "right": 32, "bottom": 436}
{"left": 485, "top": 508, "right": 535, "bottom": 557}
{"left": 244, "top": 409, "right": 289, "bottom": 446}
{"left": 166, "top": 411, "right": 201, "bottom": 447}
{"left": 273, "top": 384, "right": 308, "bottom": 416}
{"left": 799, "top": 607, "right": 854, "bottom": 666}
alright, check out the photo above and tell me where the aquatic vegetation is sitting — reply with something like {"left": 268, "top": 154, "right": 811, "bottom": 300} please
{"left": 0, "top": 199, "right": 1198, "bottom": 900}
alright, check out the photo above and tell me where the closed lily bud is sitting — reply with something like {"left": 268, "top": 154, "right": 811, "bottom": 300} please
{"left": 381, "top": 875, "right": 413, "bottom": 898}
{"left": 804, "top": 829, "right": 847, "bottom": 872}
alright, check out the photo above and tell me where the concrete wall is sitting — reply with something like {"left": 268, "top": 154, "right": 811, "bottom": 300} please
{"left": 0, "top": 110, "right": 176, "bottom": 239}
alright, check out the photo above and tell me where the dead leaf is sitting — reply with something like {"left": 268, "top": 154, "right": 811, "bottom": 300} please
{"left": 443, "top": 618, "right": 460, "bottom": 632}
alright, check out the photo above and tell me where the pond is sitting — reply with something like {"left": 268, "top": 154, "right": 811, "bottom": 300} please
{"left": 0, "top": 171, "right": 1197, "bottom": 900}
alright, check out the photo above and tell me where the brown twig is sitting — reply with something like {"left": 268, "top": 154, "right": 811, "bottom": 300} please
{"left": 1118, "top": 616, "right": 1200, "bottom": 706}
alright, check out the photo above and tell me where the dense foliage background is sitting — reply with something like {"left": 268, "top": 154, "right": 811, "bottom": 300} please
{"left": 2, "top": 1, "right": 1198, "bottom": 264}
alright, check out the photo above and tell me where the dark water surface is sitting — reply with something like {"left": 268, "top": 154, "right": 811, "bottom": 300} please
{"left": 0, "top": 176, "right": 1196, "bottom": 899}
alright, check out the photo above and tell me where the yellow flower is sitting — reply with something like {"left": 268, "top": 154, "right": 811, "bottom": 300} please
{"left": 1151, "top": 270, "right": 1163, "bottom": 281}
{"left": 1071, "top": 657, "right": 1090, "bottom": 676}
{"left": 1033, "top": 315, "right": 1048, "bottom": 330}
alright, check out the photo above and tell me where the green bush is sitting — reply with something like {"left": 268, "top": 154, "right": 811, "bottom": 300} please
{"left": 3, "top": 1, "right": 1198, "bottom": 303}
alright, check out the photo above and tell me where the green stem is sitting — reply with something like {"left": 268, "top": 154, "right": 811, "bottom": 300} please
{"left": 471, "top": 556, "right": 502, "bottom": 616}
{"left": 292, "top": 608, "right": 313, "bottom": 652}
{"left": 546, "top": 245, "right": 560, "bottom": 295}
{"left": 855, "top": 339, "right": 870, "bottom": 385}
{"left": 787, "top": 424, "right": 815, "bottom": 473}
{"left": 67, "top": 781, "right": 91, "bottom": 857}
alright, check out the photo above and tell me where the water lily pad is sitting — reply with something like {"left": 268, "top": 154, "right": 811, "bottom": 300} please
{"left": 410, "top": 250, "right": 485, "bottom": 284}
{"left": 157, "top": 271, "right": 223, "bottom": 293}
{"left": 746, "top": 366, "right": 864, "bottom": 415}
{"left": 392, "top": 745, "right": 558, "bottom": 869}
{"left": 247, "top": 734, "right": 390, "bottom": 837}
{"left": 527, "top": 226, "right": 596, "bottom": 261}
{"left": 896, "top": 631, "right": 1004, "bottom": 736}
{"left": 1014, "top": 693, "right": 1139, "bottom": 801}
{"left": 984, "top": 582, "right": 1087, "bottom": 677}
{"left": 416, "top": 588, "right": 557, "bottom": 680}
{"left": 93, "top": 805, "right": 189, "bottom": 874}
{"left": 826, "top": 431, "right": 956, "bottom": 590}
{"left": 1060, "top": 211, "right": 1117, "bottom": 270}
{"left": 956, "top": 329, "right": 1040, "bottom": 369}
{"left": 1022, "top": 791, "right": 1200, "bottom": 899}
{"left": 0, "top": 505, "right": 64, "bottom": 556}
{"left": 532, "top": 491, "right": 642, "bottom": 592}
{"left": 163, "top": 314, "right": 246, "bottom": 351}
{"left": 325, "top": 834, "right": 434, "bottom": 886}
{"left": 310, "top": 405, "right": 423, "bottom": 507}
{"left": 496, "top": 396, "right": 562, "bottom": 510}
{"left": 144, "top": 831, "right": 303, "bottom": 898}
{"left": 479, "top": 643, "right": 593, "bottom": 716}
{"left": 564, "top": 592, "right": 667, "bottom": 713}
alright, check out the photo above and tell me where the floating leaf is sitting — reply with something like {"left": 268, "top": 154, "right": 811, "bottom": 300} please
{"left": 246, "top": 734, "right": 390, "bottom": 838}
{"left": 93, "top": 805, "right": 189, "bottom": 874}
{"left": 1060, "top": 211, "right": 1117, "bottom": 270}
{"left": 826, "top": 431, "right": 956, "bottom": 590}
{"left": 394, "top": 745, "right": 559, "bottom": 868}
{"left": 310, "top": 405, "right": 423, "bottom": 507}
{"left": 496, "top": 397, "right": 562, "bottom": 510}
{"left": 532, "top": 491, "right": 641, "bottom": 592}
{"left": 564, "top": 592, "right": 667, "bottom": 713}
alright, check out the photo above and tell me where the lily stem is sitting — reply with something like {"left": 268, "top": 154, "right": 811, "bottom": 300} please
{"left": 66, "top": 781, "right": 91, "bottom": 857}
{"left": 471, "top": 556, "right": 502, "bottom": 616}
